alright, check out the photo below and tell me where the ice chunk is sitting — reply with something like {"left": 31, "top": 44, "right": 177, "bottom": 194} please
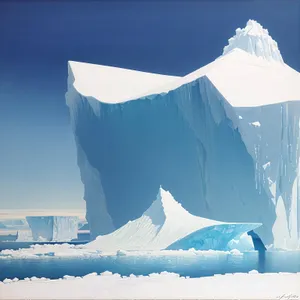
{"left": 250, "top": 121, "right": 261, "bottom": 127}
{"left": 227, "top": 233, "right": 255, "bottom": 252}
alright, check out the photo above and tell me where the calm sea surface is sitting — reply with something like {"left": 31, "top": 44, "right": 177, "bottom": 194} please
{"left": 1, "top": 251, "right": 300, "bottom": 280}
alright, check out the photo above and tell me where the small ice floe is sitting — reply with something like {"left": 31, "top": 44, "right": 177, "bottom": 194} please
{"left": 250, "top": 121, "right": 261, "bottom": 127}
{"left": 230, "top": 249, "right": 243, "bottom": 255}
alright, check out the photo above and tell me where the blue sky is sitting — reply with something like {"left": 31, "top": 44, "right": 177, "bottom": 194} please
{"left": 0, "top": 0, "right": 299, "bottom": 209}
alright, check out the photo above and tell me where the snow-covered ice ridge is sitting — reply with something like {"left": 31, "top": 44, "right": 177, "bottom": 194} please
{"left": 87, "top": 187, "right": 259, "bottom": 251}
{"left": 2, "top": 271, "right": 300, "bottom": 300}
{"left": 66, "top": 19, "right": 300, "bottom": 249}
{"left": 26, "top": 216, "right": 78, "bottom": 242}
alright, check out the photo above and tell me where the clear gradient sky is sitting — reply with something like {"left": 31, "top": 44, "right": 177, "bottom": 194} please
{"left": 0, "top": 0, "right": 299, "bottom": 209}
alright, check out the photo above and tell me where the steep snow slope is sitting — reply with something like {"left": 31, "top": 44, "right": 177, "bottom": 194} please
{"left": 26, "top": 216, "right": 79, "bottom": 242}
{"left": 66, "top": 20, "right": 300, "bottom": 248}
{"left": 87, "top": 188, "right": 261, "bottom": 251}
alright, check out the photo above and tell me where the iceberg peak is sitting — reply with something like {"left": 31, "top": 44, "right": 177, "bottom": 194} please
{"left": 222, "top": 19, "right": 284, "bottom": 63}
{"left": 143, "top": 187, "right": 188, "bottom": 223}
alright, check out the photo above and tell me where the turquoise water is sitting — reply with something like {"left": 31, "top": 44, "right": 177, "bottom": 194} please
{"left": 1, "top": 251, "right": 299, "bottom": 280}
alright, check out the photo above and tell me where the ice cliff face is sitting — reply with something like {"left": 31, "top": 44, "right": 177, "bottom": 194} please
{"left": 86, "top": 187, "right": 261, "bottom": 251}
{"left": 236, "top": 103, "right": 300, "bottom": 249}
{"left": 26, "top": 216, "right": 79, "bottom": 242}
{"left": 223, "top": 19, "right": 284, "bottom": 64}
{"left": 66, "top": 20, "right": 300, "bottom": 249}
{"left": 67, "top": 71, "right": 273, "bottom": 244}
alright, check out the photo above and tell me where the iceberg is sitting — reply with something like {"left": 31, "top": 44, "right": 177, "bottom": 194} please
{"left": 86, "top": 187, "right": 261, "bottom": 251}
{"left": 0, "top": 222, "right": 7, "bottom": 229}
{"left": 16, "top": 230, "right": 33, "bottom": 242}
{"left": 66, "top": 20, "right": 300, "bottom": 248}
{"left": 26, "top": 216, "right": 79, "bottom": 242}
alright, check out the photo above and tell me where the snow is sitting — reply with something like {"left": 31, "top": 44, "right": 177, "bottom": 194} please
{"left": 67, "top": 20, "right": 300, "bottom": 108}
{"left": 86, "top": 188, "right": 261, "bottom": 251}
{"left": 0, "top": 244, "right": 241, "bottom": 259}
{"left": 68, "top": 61, "right": 179, "bottom": 104}
{"left": 1, "top": 271, "right": 300, "bottom": 299}
{"left": 223, "top": 19, "right": 284, "bottom": 63}
{"left": 251, "top": 121, "right": 261, "bottom": 127}
{"left": 263, "top": 162, "right": 271, "bottom": 170}
{"left": 164, "top": 48, "right": 300, "bottom": 107}
{"left": 26, "top": 216, "right": 79, "bottom": 242}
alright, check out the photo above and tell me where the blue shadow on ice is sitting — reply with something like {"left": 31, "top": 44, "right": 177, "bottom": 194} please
{"left": 166, "top": 223, "right": 262, "bottom": 251}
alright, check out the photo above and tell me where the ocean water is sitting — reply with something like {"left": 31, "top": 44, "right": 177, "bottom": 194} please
{"left": 1, "top": 251, "right": 300, "bottom": 281}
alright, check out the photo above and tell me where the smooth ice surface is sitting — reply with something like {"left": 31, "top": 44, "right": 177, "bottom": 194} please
{"left": 223, "top": 20, "right": 284, "bottom": 63}
{"left": 2, "top": 271, "right": 300, "bottom": 300}
{"left": 66, "top": 19, "right": 300, "bottom": 248}
{"left": 69, "top": 61, "right": 179, "bottom": 104}
{"left": 26, "top": 216, "right": 79, "bottom": 242}
{"left": 86, "top": 188, "right": 260, "bottom": 251}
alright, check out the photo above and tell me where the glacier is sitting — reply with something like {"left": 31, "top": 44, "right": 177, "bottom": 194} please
{"left": 85, "top": 187, "right": 261, "bottom": 251}
{"left": 26, "top": 216, "right": 79, "bottom": 242}
{"left": 66, "top": 20, "right": 300, "bottom": 249}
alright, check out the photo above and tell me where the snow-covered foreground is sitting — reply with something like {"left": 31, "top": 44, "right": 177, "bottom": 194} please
{"left": 1, "top": 271, "right": 299, "bottom": 299}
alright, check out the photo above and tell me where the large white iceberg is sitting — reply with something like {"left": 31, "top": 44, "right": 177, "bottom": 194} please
{"left": 26, "top": 216, "right": 79, "bottom": 242}
{"left": 66, "top": 20, "right": 300, "bottom": 249}
{"left": 86, "top": 187, "right": 261, "bottom": 251}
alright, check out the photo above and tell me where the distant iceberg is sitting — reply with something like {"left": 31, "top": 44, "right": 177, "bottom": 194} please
{"left": 26, "top": 216, "right": 79, "bottom": 242}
